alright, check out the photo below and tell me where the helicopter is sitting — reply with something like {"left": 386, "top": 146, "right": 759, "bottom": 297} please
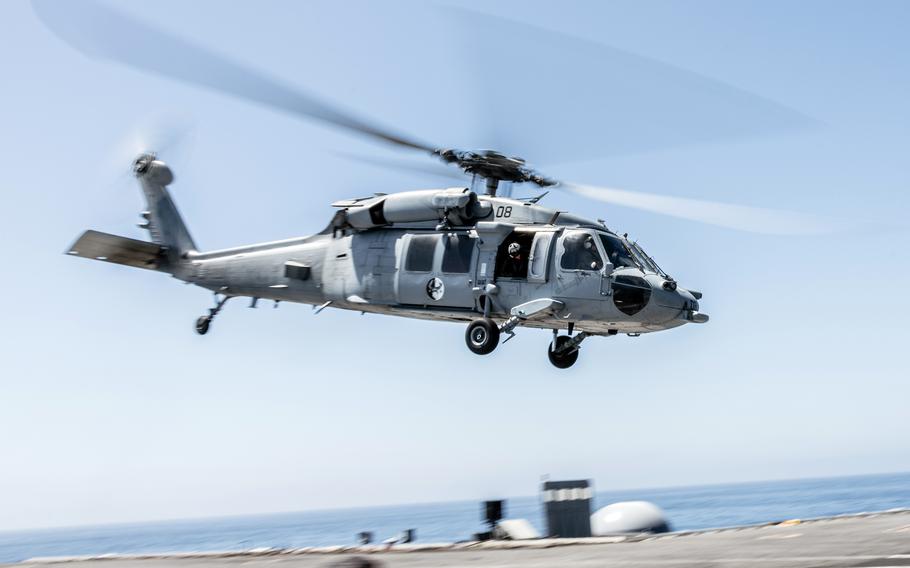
{"left": 36, "top": 1, "right": 825, "bottom": 369}
{"left": 69, "top": 150, "right": 705, "bottom": 369}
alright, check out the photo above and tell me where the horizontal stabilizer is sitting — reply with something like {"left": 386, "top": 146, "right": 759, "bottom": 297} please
{"left": 66, "top": 230, "right": 165, "bottom": 270}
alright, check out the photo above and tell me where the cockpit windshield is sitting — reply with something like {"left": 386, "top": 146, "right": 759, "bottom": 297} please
{"left": 629, "top": 240, "right": 667, "bottom": 277}
{"left": 626, "top": 242, "right": 651, "bottom": 271}
{"left": 598, "top": 233, "right": 638, "bottom": 269}
{"left": 598, "top": 232, "right": 669, "bottom": 277}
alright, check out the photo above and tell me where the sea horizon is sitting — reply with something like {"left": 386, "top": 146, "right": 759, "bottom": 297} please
{"left": 2, "top": 469, "right": 907, "bottom": 536}
{"left": 0, "top": 471, "right": 908, "bottom": 563}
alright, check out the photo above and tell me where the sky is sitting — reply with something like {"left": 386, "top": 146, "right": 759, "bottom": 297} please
{"left": 0, "top": 0, "right": 908, "bottom": 532}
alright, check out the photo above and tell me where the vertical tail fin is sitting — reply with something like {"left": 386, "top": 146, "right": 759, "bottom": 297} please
{"left": 133, "top": 154, "right": 197, "bottom": 256}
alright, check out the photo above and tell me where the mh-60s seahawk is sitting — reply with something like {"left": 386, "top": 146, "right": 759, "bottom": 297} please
{"left": 69, "top": 149, "right": 705, "bottom": 369}
{"left": 36, "top": 1, "right": 821, "bottom": 368}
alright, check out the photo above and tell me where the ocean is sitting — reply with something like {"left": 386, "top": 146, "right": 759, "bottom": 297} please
{"left": 0, "top": 472, "right": 907, "bottom": 563}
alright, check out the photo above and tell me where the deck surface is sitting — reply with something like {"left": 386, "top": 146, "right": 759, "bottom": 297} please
{"left": 9, "top": 510, "right": 910, "bottom": 568}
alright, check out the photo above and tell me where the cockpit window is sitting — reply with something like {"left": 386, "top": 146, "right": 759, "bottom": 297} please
{"left": 626, "top": 242, "right": 652, "bottom": 271}
{"left": 629, "top": 241, "right": 667, "bottom": 277}
{"left": 598, "top": 234, "right": 638, "bottom": 269}
{"left": 560, "top": 232, "right": 603, "bottom": 271}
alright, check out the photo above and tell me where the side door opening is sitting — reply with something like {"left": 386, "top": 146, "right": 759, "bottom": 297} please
{"left": 494, "top": 231, "right": 535, "bottom": 279}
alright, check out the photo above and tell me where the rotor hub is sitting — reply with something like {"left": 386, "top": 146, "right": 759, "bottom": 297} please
{"left": 434, "top": 148, "right": 556, "bottom": 194}
{"left": 132, "top": 153, "right": 156, "bottom": 176}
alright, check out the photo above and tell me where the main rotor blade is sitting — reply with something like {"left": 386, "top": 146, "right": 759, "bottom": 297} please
{"left": 31, "top": 0, "right": 437, "bottom": 154}
{"left": 335, "top": 152, "right": 469, "bottom": 184}
{"left": 448, "top": 9, "right": 818, "bottom": 165}
{"left": 561, "top": 182, "right": 837, "bottom": 235}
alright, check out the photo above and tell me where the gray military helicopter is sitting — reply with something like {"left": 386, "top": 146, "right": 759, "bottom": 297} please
{"left": 37, "top": 1, "right": 820, "bottom": 368}
{"left": 69, "top": 150, "right": 704, "bottom": 369}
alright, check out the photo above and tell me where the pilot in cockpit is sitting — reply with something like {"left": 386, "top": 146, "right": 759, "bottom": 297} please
{"left": 581, "top": 235, "right": 601, "bottom": 270}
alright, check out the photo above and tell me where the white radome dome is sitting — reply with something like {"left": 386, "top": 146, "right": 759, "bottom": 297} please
{"left": 590, "top": 501, "right": 671, "bottom": 535}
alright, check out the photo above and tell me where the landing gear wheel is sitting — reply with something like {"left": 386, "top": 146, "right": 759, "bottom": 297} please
{"left": 195, "top": 295, "right": 231, "bottom": 335}
{"left": 195, "top": 316, "right": 211, "bottom": 335}
{"left": 465, "top": 318, "right": 500, "bottom": 355}
{"left": 548, "top": 336, "right": 580, "bottom": 369}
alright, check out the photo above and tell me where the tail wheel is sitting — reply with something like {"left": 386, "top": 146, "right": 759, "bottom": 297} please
{"left": 465, "top": 318, "right": 500, "bottom": 355}
{"left": 195, "top": 316, "right": 211, "bottom": 335}
{"left": 548, "top": 336, "right": 580, "bottom": 369}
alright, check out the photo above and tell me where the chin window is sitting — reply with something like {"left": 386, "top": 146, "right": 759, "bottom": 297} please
{"left": 612, "top": 275, "right": 651, "bottom": 316}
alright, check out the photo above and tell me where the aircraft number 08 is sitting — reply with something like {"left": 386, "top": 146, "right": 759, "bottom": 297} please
{"left": 495, "top": 206, "right": 513, "bottom": 218}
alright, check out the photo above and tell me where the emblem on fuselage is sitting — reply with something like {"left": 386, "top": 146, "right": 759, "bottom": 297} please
{"left": 426, "top": 277, "right": 445, "bottom": 301}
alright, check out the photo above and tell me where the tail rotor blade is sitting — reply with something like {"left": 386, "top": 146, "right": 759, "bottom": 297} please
{"left": 99, "top": 114, "right": 195, "bottom": 184}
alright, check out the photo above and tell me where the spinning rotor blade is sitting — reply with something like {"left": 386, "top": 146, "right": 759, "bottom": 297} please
{"left": 335, "top": 152, "right": 469, "bottom": 184}
{"left": 31, "top": 0, "right": 437, "bottom": 154}
{"left": 447, "top": 8, "right": 818, "bottom": 164}
{"left": 38, "top": 0, "right": 831, "bottom": 235}
{"left": 93, "top": 116, "right": 197, "bottom": 206}
{"left": 106, "top": 114, "right": 195, "bottom": 175}
{"left": 337, "top": 153, "right": 833, "bottom": 234}
{"left": 560, "top": 182, "right": 836, "bottom": 235}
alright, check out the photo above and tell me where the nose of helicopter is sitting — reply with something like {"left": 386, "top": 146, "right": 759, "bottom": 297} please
{"left": 645, "top": 275, "right": 708, "bottom": 324}
{"left": 610, "top": 272, "right": 708, "bottom": 324}
{"left": 673, "top": 284, "right": 708, "bottom": 323}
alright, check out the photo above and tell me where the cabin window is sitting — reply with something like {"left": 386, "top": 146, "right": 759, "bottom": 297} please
{"left": 441, "top": 234, "right": 475, "bottom": 274}
{"left": 560, "top": 232, "right": 603, "bottom": 271}
{"left": 405, "top": 235, "right": 437, "bottom": 272}
{"left": 528, "top": 232, "right": 555, "bottom": 282}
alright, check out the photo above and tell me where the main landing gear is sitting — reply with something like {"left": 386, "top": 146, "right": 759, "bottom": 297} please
{"left": 463, "top": 317, "right": 589, "bottom": 369}
{"left": 465, "top": 318, "right": 500, "bottom": 355}
{"left": 195, "top": 294, "right": 230, "bottom": 335}
{"left": 548, "top": 332, "right": 587, "bottom": 369}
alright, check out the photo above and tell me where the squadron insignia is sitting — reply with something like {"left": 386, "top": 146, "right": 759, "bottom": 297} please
{"left": 426, "top": 277, "right": 445, "bottom": 301}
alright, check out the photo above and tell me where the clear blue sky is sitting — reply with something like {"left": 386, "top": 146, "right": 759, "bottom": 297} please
{"left": 0, "top": 0, "right": 908, "bottom": 531}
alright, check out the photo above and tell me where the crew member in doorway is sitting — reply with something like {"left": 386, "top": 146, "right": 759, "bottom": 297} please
{"left": 504, "top": 242, "right": 523, "bottom": 277}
